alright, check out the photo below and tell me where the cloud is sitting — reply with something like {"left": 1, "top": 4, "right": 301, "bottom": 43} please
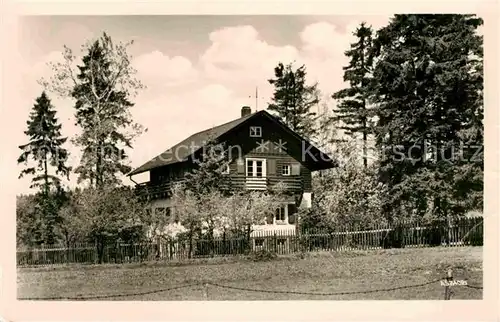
{"left": 194, "top": 18, "right": 395, "bottom": 119}
{"left": 133, "top": 50, "right": 199, "bottom": 89}
{"left": 197, "top": 21, "right": 363, "bottom": 110}
{"left": 300, "top": 22, "right": 352, "bottom": 61}
{"left": 130, "top": 82, "right": 249, "bottom": 171}
{"left": 200, "top": 25, "right": 299, "bottom": 84}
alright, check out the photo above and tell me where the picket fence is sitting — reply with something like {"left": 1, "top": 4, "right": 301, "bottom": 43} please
{"left": 16, "top": 217, "right": 483, "bottom": 267}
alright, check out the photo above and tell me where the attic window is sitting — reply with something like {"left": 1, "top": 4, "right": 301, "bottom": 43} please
{"left": 249, "top": 126, "right": 262, "bottom": 137}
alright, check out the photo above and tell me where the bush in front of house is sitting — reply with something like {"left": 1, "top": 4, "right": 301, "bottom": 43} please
{"left": 249, "top": 249, "right": 277, "bottom": 261}
{"left": 381, "top": 224, "right": 406, "bottom": 249}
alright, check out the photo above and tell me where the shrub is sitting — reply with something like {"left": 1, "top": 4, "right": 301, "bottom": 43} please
{"left": 250, "top": 249, "right": 277, "bottom": 262}
{"left": 424, "top": 225, "right": 444, "bottom": 246}
{"left": 381, "top": 225, "right": 406, "bottom": 249}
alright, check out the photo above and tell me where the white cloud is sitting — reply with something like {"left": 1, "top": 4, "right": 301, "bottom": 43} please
{"left": 300, "top": 22, "right": 352, "bottom": 61}
{"left": 198, "top": 21, "right": 370, "bottom": 104}
{"left": 133, "top": 50, "right": 199, "bottom": 89}
{"left": 130, "top": 82, "right": 249, "bottom": 171}
{"left": 201, "top": 25, "right": 299, "bottom": 84}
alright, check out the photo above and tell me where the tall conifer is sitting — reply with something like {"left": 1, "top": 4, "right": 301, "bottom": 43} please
{"left": 18, "top": 91, "right": 70, "bottom": 244}
{"left": 268, "top": 62, "right": 320, "bottom": 140}
{"left": 371, "top": 14, "right": 483, "bottom": 221}
{"left": 332, "top": 22, "right": 375, "bottom": 168}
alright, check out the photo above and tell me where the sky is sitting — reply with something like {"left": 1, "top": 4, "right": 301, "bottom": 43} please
{"left": 15, "top": 15, "right": 394, "bottom": 193}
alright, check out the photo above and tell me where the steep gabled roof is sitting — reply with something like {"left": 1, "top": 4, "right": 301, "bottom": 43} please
{"left": 129, "top": 110, "right": 337, "bottom": 176}
{"left": 129, "top": 112, "right": 254, "bottom": 176}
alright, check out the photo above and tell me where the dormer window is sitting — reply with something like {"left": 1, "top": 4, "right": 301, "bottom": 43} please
{"left": 249, "top": 126, "right": 262, "bottom": 137}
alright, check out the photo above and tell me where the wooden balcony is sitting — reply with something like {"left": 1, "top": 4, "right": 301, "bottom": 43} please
{"left": 136, "top": 175, "right": 303, "bottom": 200}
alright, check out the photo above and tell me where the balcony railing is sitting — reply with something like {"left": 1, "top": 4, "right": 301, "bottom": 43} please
{"left": 136, "top": 175, "right": 303, "bottom": 199}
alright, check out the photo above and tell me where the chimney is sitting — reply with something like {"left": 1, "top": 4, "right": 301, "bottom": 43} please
{"left": 241, "top": 105, "right": 252, "bottom": 117}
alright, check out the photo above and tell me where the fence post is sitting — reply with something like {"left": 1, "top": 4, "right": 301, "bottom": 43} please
{"left": 444, "top": 268, "right": 453, "bottom": 300}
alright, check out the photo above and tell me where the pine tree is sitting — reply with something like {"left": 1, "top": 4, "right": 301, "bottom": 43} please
{"left": 371, "top": 14, "right": 483, "bottom": 222}
{"left": 268, "top": 62, "right": 320, "bottom": 139}
{"left": 44, "top": 32, "right": 144, "bottom": 189}
{"left": 72, "top": 36, "right": 135, "bottom": 188}
{"left": 332, "top": 22, "right": 375, "bottom": 168}
{"left": 18, "top": 91, "right": 71, "bottom": 244}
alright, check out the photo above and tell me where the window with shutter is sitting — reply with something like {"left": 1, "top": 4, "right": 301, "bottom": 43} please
{"left": 291, "top": 163, "right": 300, "bottom": 175}
{"left": 267, "top": 159, "right": 276, "bottom": 175}
{"left": 236, "top": 158, "right": 245, "bottom": 174}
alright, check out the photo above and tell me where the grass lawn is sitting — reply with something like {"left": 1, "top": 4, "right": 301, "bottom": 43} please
{"left": 17, "top": 246, "right": 482, "bottom": 300}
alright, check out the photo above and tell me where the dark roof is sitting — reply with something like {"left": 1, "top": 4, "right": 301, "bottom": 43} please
{"left": 129, "top": 110, "right": 337, "bottom": 176}
{"left": 128, "top": 112, "right": 254, "bottom": 176}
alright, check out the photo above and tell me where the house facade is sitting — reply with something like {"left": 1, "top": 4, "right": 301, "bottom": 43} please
{"left": 128, "top": 106, "right": 337, "bottom": 238}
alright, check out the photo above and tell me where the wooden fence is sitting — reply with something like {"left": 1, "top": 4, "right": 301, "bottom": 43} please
{"left": 16, "top": 217, "right": 483, "bottom": 267}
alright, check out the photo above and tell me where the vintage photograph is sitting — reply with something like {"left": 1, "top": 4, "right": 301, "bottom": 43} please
{"left": 15, "top": 14, "right": 484, "bottom": 301}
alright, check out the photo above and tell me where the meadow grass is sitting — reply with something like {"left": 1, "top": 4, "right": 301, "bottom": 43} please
{"left": 17, "top": 246, "right": 482, "bottom": 300}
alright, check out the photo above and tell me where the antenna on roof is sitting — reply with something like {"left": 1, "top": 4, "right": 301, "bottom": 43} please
{"left": 249, "top": 86, "right": 264, "bottom": 113}
{"left": 255, "top": 86, "right": 258, "bottom": 112}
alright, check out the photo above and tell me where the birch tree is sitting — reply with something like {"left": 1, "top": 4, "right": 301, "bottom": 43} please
{"left": 40, "top": 32, "right": 144, "bottom": 188}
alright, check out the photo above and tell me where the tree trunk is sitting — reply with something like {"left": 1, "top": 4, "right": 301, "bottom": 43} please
{"left": 222, "top": 230, "right": 227, "bottom": 254}
{"left": 44, "top": 156, "right": 49, "bottom": 196}
{"left": 208, "top": 225, "right": 215, "bottom": 257}
{"left": 444, "top": 199, "right": 451, "bottom": 246}
{"left": 65, "top": 232, "right": 70, "bottom": 263}
{"left": 42, "top": 155, "right": 55, "bottom": 245}
{"left": 246, "top": 225, "right": 252, "bottom": 253}
{"left": 188, "top": 231, "right": 193, "bottom": 259}
{"left": 363, "top": 127, "right": 368, "bottom": 169}
{"left": 96, "top": 140, "right": 103, "bottom": 189}
{"left": 96, "top": 236, "right": 105, "bottom": 264}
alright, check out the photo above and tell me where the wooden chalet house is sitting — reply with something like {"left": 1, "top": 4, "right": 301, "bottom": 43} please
{"left": 128, "top": 106, "right": 337, "bottom": 237}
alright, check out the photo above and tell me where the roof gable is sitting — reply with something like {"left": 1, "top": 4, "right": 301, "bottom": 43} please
{"left": 129, "top": 110, "right": 337, "bottom": 176}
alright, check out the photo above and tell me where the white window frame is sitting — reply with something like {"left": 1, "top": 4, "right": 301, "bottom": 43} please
{"left": 249, "top": 126, "right": 262, "bottom": 138}
{"left": 282, "top": 164, "right": 291, "bottom": 176}
{"left": 246, "top": 158, "right": 267, "bottom": 178}
{"left": 274, "top": 205, "right": 287, "bottom": 224}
